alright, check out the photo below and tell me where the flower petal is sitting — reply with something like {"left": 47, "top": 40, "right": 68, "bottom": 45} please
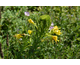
{"left": 24, "top": 12, "right": 30, "bottom": 16}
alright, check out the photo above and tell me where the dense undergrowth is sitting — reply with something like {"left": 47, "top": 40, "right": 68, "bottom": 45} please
{"left": 0, "top": 6, "right": 80, "bottom": 59}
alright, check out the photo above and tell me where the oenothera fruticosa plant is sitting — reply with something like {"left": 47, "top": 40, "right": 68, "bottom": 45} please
{"left": 14, "top": 14, "right": 61, "bottom": 45}
{"left": 27, "top": 15, "right": 52, "bottom": 57}
{"left": 41, "top": 23, "right": 62, "bottom": 44}
{"left": 13, "top": 14, "right": 62, "bottom": 58}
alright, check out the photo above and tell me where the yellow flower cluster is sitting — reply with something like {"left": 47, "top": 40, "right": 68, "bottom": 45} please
{"left": 28, "top": 19, "right": 34, "bottom": 24}
{"left": 14, "top": 30, "right": 32, "bottom": 39}
{"left": 28, "top": 30, "right": 32, "bottom": 35}
{"left": 14, "top": 34, "right": 23, "bottom": 39}
{"left": 52, "top": 26, "right": 61, "bottom": 35}
{"left": 48, "top": 26, "right": 62, "bottom": 43}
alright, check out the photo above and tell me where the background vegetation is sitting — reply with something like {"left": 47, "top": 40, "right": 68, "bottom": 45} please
{"left": 0, "top": 6, "right": 80, "bottom": 59}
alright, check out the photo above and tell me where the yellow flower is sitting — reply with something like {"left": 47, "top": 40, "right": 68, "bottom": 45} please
{"left": 14, "top": 34, "right": 23, "bottom": 39}
{"left": 41, "top": 39, "right": 44, "bottom": 42}
{"left": 28, "top": 30, "right": 32, "bottom": 35}
{"left": 28, "top": 19, "right": 34, "bottom": 24}
{"left": 52, "top": 36, "right": 59, "bottom": 42}
{"left": 51, "top": 26, "right": 61, "bottom": 35}
{"left": 28, "top": 19, "right": 38, "bottom": 29}
{"left": 54, "top": 30, "right": 61, "bottom": 35}
{"left": 53, "top": 26, "right": 59, "bottom": 30}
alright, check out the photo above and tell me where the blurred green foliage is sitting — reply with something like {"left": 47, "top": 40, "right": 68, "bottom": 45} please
{"left": 0, "top": 6, "right": 80, "bottom": 59}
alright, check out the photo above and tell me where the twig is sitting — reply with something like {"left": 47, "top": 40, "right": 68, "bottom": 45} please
{"left": 0, "top": 43, "right": 4, "bottom": 59}
{"left": 6, "top": 34, "right": 9, "bottom": 46}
